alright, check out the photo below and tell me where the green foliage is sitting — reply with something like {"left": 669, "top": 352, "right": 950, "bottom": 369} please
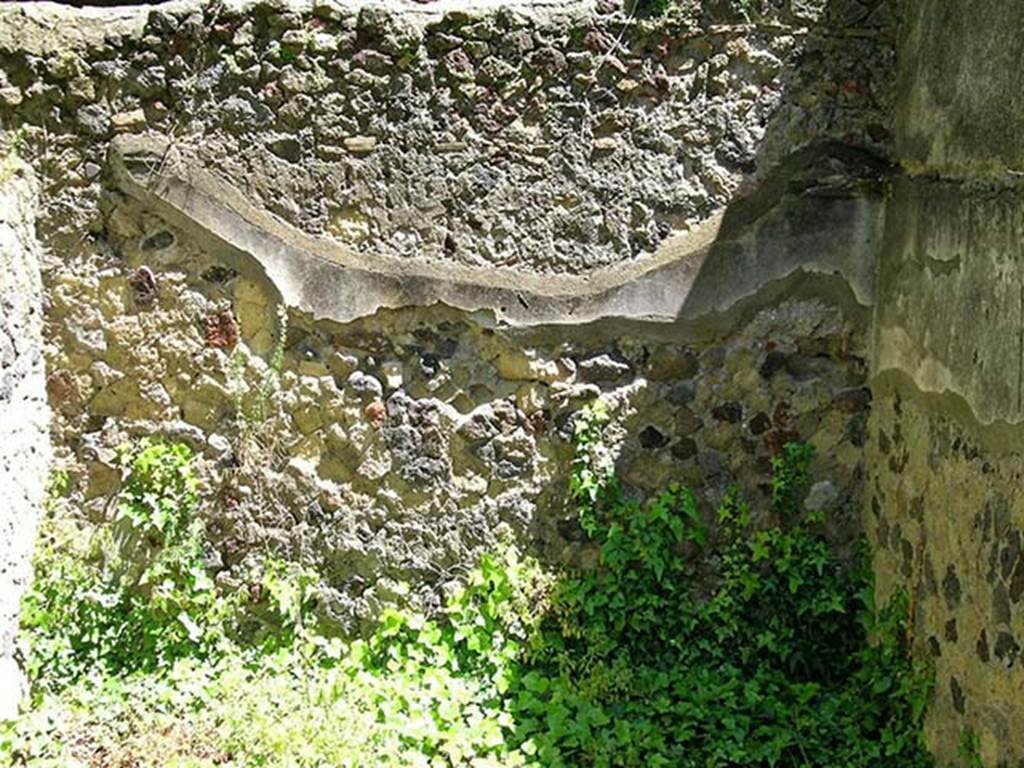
{"left": 736, "top": 0, "right": 758, "bottom": 19}
{"left": 5, "top": 407, "right": 940, "bottom": 767}
{"left": 226, "top": 304, "right": 291, "bottom": 518}
{"left": 17, "top": 440, "right": 233, "bottom": 692}
{"left": 228, "top": 303, "right": 287, "bottom": 427}
{"left": 770, "top": 440, "right": 814, "bottom": 517}
{"left": 628, "top": 0, "right": 756, "bottom": 19}
{"left": 0, "top": 126, "right": 27, "bottom": 185}
{"left": 569, "top": 399, "right": 616, "bottom": 537}
{"left": 42, "top": 469, "right": 69, "bottom": 516}
{"left": 631, "top": 0, "right": 674, "bottom": 17}
{"left": 113, "top": 440, "right": 197, "bottom": 541}
{"left": 504, "top": 413, "right": 934, "bottom": 767}
{"left": 959, "top": 729, "right": 984, "bottom": 768}
{"left": 44, "top": 469, "right": 69, "bottom": 499}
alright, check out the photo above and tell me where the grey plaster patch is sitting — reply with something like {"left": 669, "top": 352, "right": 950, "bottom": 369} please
{"left": 874, "top": 178, "right": 1024, "bottom": 426}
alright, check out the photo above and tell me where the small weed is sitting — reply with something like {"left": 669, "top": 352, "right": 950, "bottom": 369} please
{"left": 959, "top": 729, "right": 984, "bottom": 768}
{"left": 225, "top": 303, "right": 292, "bottom": 515}
{"left": 0, "top": 127, "right": 28, "bottom": 185}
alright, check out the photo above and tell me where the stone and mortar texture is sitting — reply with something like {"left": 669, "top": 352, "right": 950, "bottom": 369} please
{"left": 867, "top": 1, "right": 1024, "bottom": 765}
{"left": 0, "top": 160, "right": 49, "bottom": 719}
{"left": 0, "top": 0, "right": 899, "bottom": 732}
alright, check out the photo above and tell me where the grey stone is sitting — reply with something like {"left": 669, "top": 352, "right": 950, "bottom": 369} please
{"left": 803, "top": 481, "right": 840, "bottom": 514}
{"left": 577, "top": 354, "right": 631, "bottom": 383}
{"left": 207, "top": 433, "right": 233, "bottom": 459}
{"left": 266, "top": 134, "right": 302, "bottom": 163}
{"left": 346, "top": 371, "right": 383, "bottom": 400}
{"left": 666, "top": 380, "right": 697, "bottom": 406}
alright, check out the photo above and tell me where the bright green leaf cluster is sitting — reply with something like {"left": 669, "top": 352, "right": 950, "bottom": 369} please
{"left": 506, "top": 416, "right": 935, "bottom": 767}
{"left": 17, "top": 440, "right": 237, "bottom": 692}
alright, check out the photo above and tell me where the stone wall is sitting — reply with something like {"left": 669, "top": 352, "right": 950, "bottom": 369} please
{"left": 868, "top": 1, "right": 1024, "bottom": 764}
{"left": 0, "top": 0, "right": 891, "bottom": 643}
{"left": 46, "top": 185, "right": 873, "bottom": 629}
{"left": 0, "top": 157, "right": 48, "bottom": 719}
{"left": 0, "top": 0, "right": 895, "bottom": 273}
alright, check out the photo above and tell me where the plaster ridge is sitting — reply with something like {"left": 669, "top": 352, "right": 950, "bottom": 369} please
{"left": 872, "top": 367, "right": 1024, "bottom": 453}
{"left": 110, "top": 133, "right": 879, "bottom": 330}
{"left": 110, "top": 132, "right": 726, "bottom": 326}
{"left": 111, "top": 134, "right": 726, "bottom": 299}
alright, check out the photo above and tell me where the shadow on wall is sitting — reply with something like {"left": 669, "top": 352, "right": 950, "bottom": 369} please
{"left": 533, "top": 0, "right": 897, "bottom": 524}
{"left": 666, "top": 0, "right": 895, "bottom": 331}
